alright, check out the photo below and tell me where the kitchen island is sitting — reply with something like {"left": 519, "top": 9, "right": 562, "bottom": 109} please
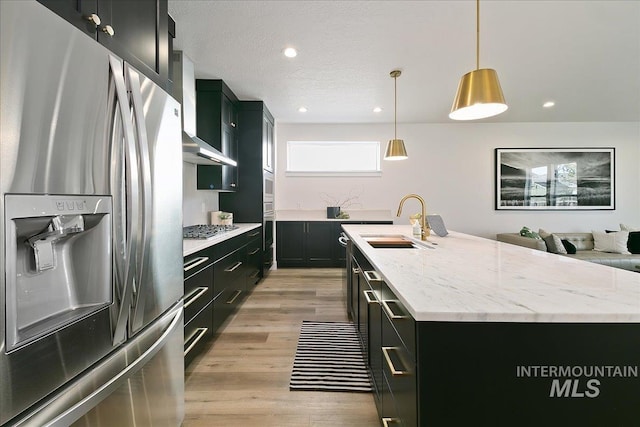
{"left": 342, "top": 224, "right": 640, "bottom": 426}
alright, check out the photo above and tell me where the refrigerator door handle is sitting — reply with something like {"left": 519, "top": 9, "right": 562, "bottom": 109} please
{"left": 109, "top": 55, "right": 139, "bottom": 346}
{"left": 125, "top": 64, "right": 153, "bottom": 333}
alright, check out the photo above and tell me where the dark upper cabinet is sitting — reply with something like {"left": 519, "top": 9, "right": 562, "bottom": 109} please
{"left": 220, "top": 101, "right": 274, "bottom": 221}
{"left": 195, "top": 80, "right": 239, "bottom": 192}
{"left": 37, "top": 0, "right": 170, "bottom": 90}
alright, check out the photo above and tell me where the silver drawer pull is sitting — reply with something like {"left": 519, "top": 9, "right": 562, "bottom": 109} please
{"left": 382, "top": 418, "right": 401, "bottom": 427}
{"left": 248, "top": 231, "right": 260, "bottom": 237}
{"left": 364, "top": 270, "right": 382, "bottom": 282}
{"left": 184, "top": 256, "right": 209, "bottom": 272}
{"left": 184, "top": 327, "right": 208, "bottom": 356}
{"left": 184, "top": 287, "right": 208, "bottom": 308}
{"left": 363, "top": 290, "right": 379, "bottom": 304}
{"left": 225, "top": 290, "right": 242, "bottom": 304}
{"left": 224, "top": 261, "right": 242, "bottom": 272}
{"left": 381, "top": 300, "right": 409, "bottom": 320}
{"left": 248, "top": 248, "right": 260, "bottom": 255}
{"left": 382, "top": 347, "right": 409, "bottom": 376}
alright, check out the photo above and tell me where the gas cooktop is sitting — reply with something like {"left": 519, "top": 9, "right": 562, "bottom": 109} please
{"left": 183, "top": 224, "right": 239, "bottom": 239}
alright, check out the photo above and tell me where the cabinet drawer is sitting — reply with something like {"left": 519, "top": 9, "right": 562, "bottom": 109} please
{"left": 247, "top": 237, "right": 262, "bottom": 286}
{"left": 246, "top": 229, "right": 262, "bottom": 244}
{"left": 183, "top": 255, "right": 214, "bottom": 324}
{"left": 214, "top": 249, "right": 245, "bottom": 294}
{"left": 212, "top": 234, "right": 244, "bottom": 261}
{"left": 381, "top": 283, "right": 415, "bottom": 357}
{"left": 184, "top": 251, "right": 213, "bottom": 280}
{"left": 382, "top": 316, "right": 416, "bottom": 427}
{"left": 212, "top": 287, "right": 240, "bottom": 333}
{"left": 183, "top": 264, "right": 213, "bottom": 324}
{"left": 184, "top": 301, "right": 213, "bottom": 367}
{"left": 381, "top": 373, "right": 403, "bottom": 427}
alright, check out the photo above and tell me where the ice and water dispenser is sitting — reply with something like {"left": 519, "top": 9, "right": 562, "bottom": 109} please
{"left": 4, "top": 194, "right": 112, "bottom": 351}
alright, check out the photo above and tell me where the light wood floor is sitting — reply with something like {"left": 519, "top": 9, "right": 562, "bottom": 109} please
{"left": 183, "top": 268, "right": 380, "bottom": 427}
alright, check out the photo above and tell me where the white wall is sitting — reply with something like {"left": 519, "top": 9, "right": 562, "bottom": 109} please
{"left": 182, "top": 162, "right": 219, "bottom": 226}
{"left": 275, "top": 122, "right": 640, "bottom": 238}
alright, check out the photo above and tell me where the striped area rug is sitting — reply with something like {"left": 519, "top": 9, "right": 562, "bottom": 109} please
{"left": 290, "top": 321, "right": 372, "bottom": 392}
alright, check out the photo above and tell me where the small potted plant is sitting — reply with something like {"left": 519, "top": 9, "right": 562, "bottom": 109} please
{"left": 218, "top": 212, "right": 233, "bottom": 226}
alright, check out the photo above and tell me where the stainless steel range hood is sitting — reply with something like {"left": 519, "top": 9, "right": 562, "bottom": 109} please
{"left": 182, "top": 133, "right": 237, "bottom": 166}
{"left": 173, "top": 51, "right": 237, "bottom": 167}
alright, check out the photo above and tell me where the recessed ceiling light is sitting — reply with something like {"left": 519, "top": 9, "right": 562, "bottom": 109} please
{"left": 373, "top": 107, "right": 382, "bottom": 113}
{"left": 283, "top": 47, "right": 298, "bottom": 58}
{"left": 298, "top": 106, "right": 307, "bottom": 113}
{"left": 543, "top": 101, "right": 555, "bottom": 108}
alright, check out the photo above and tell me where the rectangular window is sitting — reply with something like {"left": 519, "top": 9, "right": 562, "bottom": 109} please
{"left": 286, "top": 141, "right": 381, "bottom": 176}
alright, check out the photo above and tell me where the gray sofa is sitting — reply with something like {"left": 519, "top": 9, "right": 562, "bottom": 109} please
{"left": 496, "top": 232, "right": 640, "bottom": 272}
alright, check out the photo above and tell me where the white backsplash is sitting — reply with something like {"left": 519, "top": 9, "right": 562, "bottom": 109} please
{"left": 182, "top": 162, "right": 219, "bottom": 226}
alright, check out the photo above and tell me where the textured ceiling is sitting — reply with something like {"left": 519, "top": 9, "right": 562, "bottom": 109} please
{"left": 168, "top": 1, "right": 640, "bottom": 124}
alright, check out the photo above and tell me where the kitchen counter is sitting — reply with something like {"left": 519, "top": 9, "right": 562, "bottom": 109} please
{"left": 183, "top": 223, "right": 261, "bottom": 257}
{"left": 276, "top": 209, "right": 392, "bottom": 222}
{"left": 343, "top": 224, "right": 640, "bottom": 323}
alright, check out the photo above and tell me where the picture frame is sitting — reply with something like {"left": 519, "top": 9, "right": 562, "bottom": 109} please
{"left": 495, "top": 148, "right": 615, "bottom": 210}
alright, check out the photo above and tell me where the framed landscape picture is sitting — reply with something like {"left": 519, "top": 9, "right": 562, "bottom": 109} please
{"left": 495, "top": 148, "right": 615, "bottom": 210}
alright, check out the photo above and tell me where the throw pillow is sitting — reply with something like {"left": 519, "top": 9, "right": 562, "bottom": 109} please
{"left": 620, "top": 223, "right": 639, "bottom": 232}
{"left": 592, "top": 230, "right": 630, "bottom": 254}
{"left": 540, "top": 230, "right": 567, "bottom": 255}
{"left": 628, "top": 231, "right": 640, "bottom": 254}
{"left": 519, "top": 226, "right": 541, "bottom": 239}
{"left": 561, "top": 239, "right": 577, "bottom": 255}
{"left": 538, "top": 228, "right": 551, "bottom": 239}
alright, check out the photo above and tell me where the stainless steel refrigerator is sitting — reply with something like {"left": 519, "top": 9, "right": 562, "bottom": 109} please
{"left": 1, "top": 1, "right": 184, "bottom": 425}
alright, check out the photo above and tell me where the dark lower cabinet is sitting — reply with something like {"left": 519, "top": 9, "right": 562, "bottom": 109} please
{"left": 183, "top": 251, "right": 214, "bottom": 367}
{"left": 275, "top": 221, "right": 306, "bottom": 266}
{"left": 347, "top": 252, "right": 360, "bottom": 324}
{"left": 277, "top": 220, "right": 392, "bottom": 268}
{"left": 381, "top": 304, "right": 416, "bottom": 427}
{"left": 183, "top": 300, "right": 213, "bottom": 367}
{"left": 349, "top": 244, "right": 416, "bottom": 426}
{"left": 212, "top": 244, "right": 246, "bottom": 332}
{"left": 37, "top": 0, "right": 170, "bottom": 90}
{"left": 183, "top": 227, "right": 262, "bottom": 367}
{"left": 246, "top": 229, "right": 262, "bottom": 287}
{"left": 355, "top": 249, "right": 385, "bottom": 415}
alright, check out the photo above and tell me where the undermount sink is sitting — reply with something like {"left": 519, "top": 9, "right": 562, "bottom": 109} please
{"left": 363, "top": 235, "right": 421, "bottom": 249}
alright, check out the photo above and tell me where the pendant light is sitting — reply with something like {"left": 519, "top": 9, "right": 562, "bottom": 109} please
{"left": 449, "top": 0, "right": 507, "bottom": 120}
{"left": 384, "top": 70, "right": 408, "bottom": 160}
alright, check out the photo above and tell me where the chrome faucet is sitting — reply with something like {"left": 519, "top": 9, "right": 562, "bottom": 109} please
{"left": 396, "top": 194, "right": 430, "bottom": 240}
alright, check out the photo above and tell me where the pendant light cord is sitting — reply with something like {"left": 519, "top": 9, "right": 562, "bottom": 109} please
{"left": 476, "top": 0, "right": 480, "bottom": 70}
{"left": 394, "top": 75, "right": 397, "bottom": 139}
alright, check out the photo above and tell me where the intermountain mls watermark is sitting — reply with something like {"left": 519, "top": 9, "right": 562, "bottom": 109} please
{"left": 516, "top": 365, "right": 638, "bottom": 398}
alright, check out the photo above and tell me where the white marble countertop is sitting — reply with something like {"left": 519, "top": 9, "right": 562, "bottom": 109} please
{"left": 183, "top": 223, "right": 261, "bottom": 257}
{"left": 342, "top": 224, "right": 640, "bottom": 323}
{"left": 276, "top": 209, "right": 393, "bottom": 222}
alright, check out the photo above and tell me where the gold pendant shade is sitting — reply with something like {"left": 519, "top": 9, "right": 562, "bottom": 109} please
{"left": 449, "top": 68, "right": 507, "bottom": 120}
{"left": 384, "top": 139, "right": 407, "bottom": 160}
